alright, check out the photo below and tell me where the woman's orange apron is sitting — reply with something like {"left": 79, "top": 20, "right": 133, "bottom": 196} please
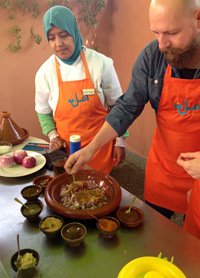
{"left": 53, "top": 51, "right": 115, "bottom": 174}
{"left": 144, "top": 65, "right": 200, "bottom": 214}
{"left": 184, "top": 180, "right": 200, "bottom": 239}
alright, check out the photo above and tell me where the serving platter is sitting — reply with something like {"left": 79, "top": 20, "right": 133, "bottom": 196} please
{"left": 0, "top": 151, "right": 46, "bottom": 177}
{"left": 45, "top": 170, "right": 122, "bottom": 220}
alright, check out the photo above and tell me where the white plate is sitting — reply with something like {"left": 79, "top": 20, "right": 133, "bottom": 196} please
{"left": 0, "top": 151, "right": 46, "bottom": 177}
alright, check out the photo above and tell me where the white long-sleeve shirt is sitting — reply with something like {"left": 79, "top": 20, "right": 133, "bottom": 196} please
{"left": 35, "top": 47, "right": 122, "bottom": 115}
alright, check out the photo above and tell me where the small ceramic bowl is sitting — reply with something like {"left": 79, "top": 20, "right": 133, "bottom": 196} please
{"left": 0, "top": 141, "right": 12, "bottom": 155}
{"left": 116, "top": 206, "right": 144, "bottom": 228}
{"left": 61, "top": 222, "right": 87, "bottom": 247}
{"left": 33, "top": 175, "right": 53, "bottom": 192}
{"left": 39, "top": 215, "right": 64, "bottom": 239}
{"left": 97, "top": 216, "right": 120, "bottom": 239}
{"left": 21, "top": 200, "right": 43, "bottom": 222}
{"left": 10, "top": 248, "right": 39, "bottom": 272}
{"left": 21, "top": 185, "right": 42, "bottom": 201}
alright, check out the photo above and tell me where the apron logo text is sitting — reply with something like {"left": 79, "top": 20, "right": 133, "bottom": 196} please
{"left": 68, "top": 93, "right": 89, "bottom": 108}
{"left": 174, "top": 99, "right": 200, "bottom": 116}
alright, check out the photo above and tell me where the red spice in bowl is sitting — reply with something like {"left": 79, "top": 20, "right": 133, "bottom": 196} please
{"left": 97, "top": 216, "right": 120, "bottom": 239}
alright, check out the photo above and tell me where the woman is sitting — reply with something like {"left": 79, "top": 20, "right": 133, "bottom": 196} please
{"left": 35, "top": 5, "right": 126, "bottom": 174}
{"left": 177, "top": 152, "right": 200, "bottom": 239}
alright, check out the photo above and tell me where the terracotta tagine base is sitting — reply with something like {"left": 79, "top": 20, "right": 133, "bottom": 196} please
{"left": 0, "top": 111, "right": 29, "bottom": 145}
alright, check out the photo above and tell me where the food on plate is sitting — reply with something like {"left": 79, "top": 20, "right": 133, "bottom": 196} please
{"left": 98, "top": 218, "right": 118, "bottom": 232}
{"left": 40, "top": 217, "right": 63, "bottom": 232}
{"left": 60, "top": 180, "right": 109, "bottom": 210}
{"left": 14, "top": 252, "right": 37, "bottom": 270}
{"left": 0, "top": 154, "right": 15, "bottom": 168}
{"left": 22, "top": 156, "right": 36, "bottom": 168}
{"left": 13, "top": 150, "right": 27, "bottom": 164}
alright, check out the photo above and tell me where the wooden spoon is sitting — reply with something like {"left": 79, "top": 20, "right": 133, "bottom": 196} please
{"left": 86, "top": 210, "right": 99, "bottom": 221}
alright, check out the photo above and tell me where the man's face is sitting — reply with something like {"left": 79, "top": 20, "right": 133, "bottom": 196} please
{"left": 48, "top": 26, "right": 75, "bottom": 60}
{"left": 149, "top": 1, "right": 200, "bottom": 68}
{"left": 161, "top": 37, "right": 200, "bottom": 68}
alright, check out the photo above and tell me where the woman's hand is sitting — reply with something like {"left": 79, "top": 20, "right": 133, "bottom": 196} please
{"left": 113, "top": 146, "right": 125, "bottom": 166}
{"left": 177, "top": 152, "right": 200, "bottom": 179}
{"left": 49, "top": 136, "right": 66, "bottom": 151}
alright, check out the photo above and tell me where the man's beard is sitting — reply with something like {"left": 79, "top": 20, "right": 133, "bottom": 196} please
{"left": 161, "top": 38, "right": 200, "bottom": 68}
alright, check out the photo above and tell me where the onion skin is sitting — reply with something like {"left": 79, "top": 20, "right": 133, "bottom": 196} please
{"left": 0, "top": 155, "right": 15, "bottom": 168}
{"left": 22, "top": 156, "right": 36, "bottom": 168}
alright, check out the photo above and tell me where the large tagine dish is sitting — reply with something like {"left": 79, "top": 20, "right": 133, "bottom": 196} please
{"left": 0, "top": 111, "right": 29, "bottom": 145}
{"left": 45, "top": 170, "right": 122, "bottom": 220}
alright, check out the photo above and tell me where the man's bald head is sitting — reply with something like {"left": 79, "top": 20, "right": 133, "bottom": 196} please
{"left": 150, "top": 0, "right": 200, "bottom": 16}
{"left": 149, "top": 0, "right": 200, "bottom": 68}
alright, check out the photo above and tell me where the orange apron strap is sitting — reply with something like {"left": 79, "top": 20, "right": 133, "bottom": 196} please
{"left": 165, "top": 64, "right": 172, "bottom": 78}
{"left": 55, "top": 58, "right": 63, "bottom": 86}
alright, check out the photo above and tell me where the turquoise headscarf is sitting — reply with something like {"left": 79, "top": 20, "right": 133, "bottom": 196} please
{"left": 43, "top": 5, "right": 83, "bottom": 65}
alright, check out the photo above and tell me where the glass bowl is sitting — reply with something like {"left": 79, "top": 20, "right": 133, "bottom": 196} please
{"left": 0, "top": 141, "right": 12, "bottom": 155}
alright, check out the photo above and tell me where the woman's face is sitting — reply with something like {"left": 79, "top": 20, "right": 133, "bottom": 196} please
{"left": 48, "top": 26, "right": 75, "bottom": 60}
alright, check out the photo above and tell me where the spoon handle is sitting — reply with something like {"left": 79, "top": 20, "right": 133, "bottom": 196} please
{"left": 14, "top": 197, "right": 29, "bottom": 209}
{"left": 72, "top": 174, "right": 76, "bottom": 183}
{"left": 17, "top": 234, "right": 20, "bottom": 259}
{"left": 86, "top": 210, "right": 99, "bottom": 221}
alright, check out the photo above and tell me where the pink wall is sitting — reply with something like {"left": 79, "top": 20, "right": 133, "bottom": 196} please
{"left": 0, "top": 0, "right": 156, "bottom": 157}
{"left": 97, "top": 0, "right": 156, "bottom": 157}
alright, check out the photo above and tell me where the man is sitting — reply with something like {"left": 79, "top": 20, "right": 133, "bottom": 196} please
{"left": 65, "top": 0, "right": 200, "bottom": 221}
{"left": 177, "top": 152, "right": 200, "bottom": 239}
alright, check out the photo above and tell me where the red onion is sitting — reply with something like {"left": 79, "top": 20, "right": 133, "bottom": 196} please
{"left": 0, "top": 154, "right": 15, "bottom": 168}
{"left": 13, "top": 150, "right": 28, "bottom": 164}
{"left": 22, "top": 156, "right": 36, "bottom": 168}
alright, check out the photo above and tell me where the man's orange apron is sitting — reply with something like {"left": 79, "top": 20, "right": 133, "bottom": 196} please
{"left": 144, "top": 65, "right": 200, "bottom": 214}
{"left": 53, "top": 51, "right": 115, "bottom": 174}
{"left": 184, "top": 180, "right": 200, "bottom": 239}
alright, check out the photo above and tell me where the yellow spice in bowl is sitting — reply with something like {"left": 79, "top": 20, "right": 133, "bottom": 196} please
{"left": 40, "top": 217, "right": 63, "bottom": 232}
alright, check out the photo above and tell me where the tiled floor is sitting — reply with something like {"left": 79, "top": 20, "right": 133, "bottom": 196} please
{"left": 110, "top": 149, "right": 145, "bottom": 200}
{"left": 110, "top": 149, "right": 184, "bottom": 227}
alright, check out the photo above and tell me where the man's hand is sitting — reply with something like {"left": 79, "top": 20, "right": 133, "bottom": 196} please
{"left": 64, "top": 146, "right": 94, "bottom": 174}
{"left": 177, "top": 152, "right": 200, "bottom": 179}
{"left": 113, "top": 146, "right": 125, "bottom": 166}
